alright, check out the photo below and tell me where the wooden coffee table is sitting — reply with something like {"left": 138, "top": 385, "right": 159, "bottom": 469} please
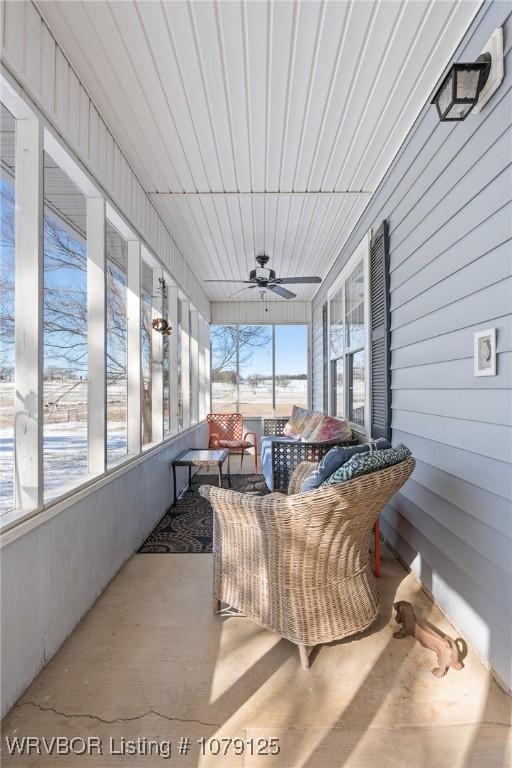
{"left": 171, "top": 448, "right": 231, "bottom": 507}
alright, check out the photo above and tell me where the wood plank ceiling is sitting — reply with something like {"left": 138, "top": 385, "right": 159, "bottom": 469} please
{"left": 37, "top": 0, "right": 480, "bottom": 302}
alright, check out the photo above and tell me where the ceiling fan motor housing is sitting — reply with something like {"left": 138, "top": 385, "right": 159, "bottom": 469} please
{"left": 250, "top": 267, "right": 276, "bottom": 282}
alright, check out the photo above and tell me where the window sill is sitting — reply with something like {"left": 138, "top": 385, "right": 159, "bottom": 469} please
{"left": 0, "top": 421, "right": 206, "bottom": 548}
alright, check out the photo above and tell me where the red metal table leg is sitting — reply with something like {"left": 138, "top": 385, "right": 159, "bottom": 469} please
{"left": 374, "top": 518, "right": 381, "bottom": 577}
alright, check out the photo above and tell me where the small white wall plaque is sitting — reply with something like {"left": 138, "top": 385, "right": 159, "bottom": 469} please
{"left": 474, "top": 328, "right": 496, "bottom": 376}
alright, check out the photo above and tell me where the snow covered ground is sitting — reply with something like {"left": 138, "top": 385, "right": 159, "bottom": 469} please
{"left": 0, "top": 422, "right": 127, "bottom": 513}
{"left": 212, "top": 378, "right": 307, "bottom": 416}
{"left": 1, "top": 377, "right": 308, "bottom": 514}
{"left": 1, "top": 380, "right": 130, "bottom": 513}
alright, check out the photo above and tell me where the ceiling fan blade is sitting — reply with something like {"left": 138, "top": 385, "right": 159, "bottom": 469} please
{"left": 274, "top": 276, "right": 322, "bottom": 284}
{"left": 269, "top": 284, "right": 296, "bottom": 300}
{"left": 203, "top": 279, "right": 254, "bottom": 284}
{"left": 229, "top": 285, "right": 257, "bottom": 298}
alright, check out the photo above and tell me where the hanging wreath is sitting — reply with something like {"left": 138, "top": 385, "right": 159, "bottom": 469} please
{"left": 152, "top": 318, "right": 172, "bottom": 336}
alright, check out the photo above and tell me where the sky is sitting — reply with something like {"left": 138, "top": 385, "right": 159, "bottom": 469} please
{"left": 240, "top": 324, "right": 308, "bottom": 377}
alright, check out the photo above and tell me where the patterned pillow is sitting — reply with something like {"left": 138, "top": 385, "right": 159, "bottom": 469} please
{"left": 301, "top": 439, "right": 391, "bottom": 492}
{"left": 283, "top": 405, "right": 311, "bottom": 439}
{"left": 322, "top": 443, "right": 412, "bottom": 486}
{"left": 303, "top": 413, "right": 352, "bottom": 444}
{"left": 300, "top": 411, "right": 325, "bottom": 441}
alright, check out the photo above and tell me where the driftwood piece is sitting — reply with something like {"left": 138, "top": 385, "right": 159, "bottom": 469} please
{"left": 393, "top": 601, "right": 464, "bottom": 678}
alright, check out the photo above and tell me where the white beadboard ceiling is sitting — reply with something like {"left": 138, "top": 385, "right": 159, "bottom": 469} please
{"left": 37, "top": 0, "right": 480, "bottom": 302}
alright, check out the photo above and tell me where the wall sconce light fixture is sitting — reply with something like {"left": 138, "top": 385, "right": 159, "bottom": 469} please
{"left": 431, "top": 28, "right": 503, "bottom": 122}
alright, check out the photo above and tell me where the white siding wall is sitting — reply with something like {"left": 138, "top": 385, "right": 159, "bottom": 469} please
{"left": 311, "top": 2, "right": 512, "bottom": 690}
{"left": 1, "top": 0, "right": 209, "bottom": 319}
{"left": 1, "top": 424, "right": 207, "bottom": 718}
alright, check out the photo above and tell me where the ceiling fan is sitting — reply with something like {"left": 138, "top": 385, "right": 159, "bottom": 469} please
{"left": 203, "top": 255, "right": 321, "bottom": 299}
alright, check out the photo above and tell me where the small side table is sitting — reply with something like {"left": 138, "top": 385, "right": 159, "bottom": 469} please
{"left": 171, "top": 448, "right": 231, "bottom": 507}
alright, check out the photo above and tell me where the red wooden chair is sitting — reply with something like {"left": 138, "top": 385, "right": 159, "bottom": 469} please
{"left": 207, "top": 414, "right": 257, "bottom": 470}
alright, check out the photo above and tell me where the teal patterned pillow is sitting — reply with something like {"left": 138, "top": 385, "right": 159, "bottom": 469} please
{"left": 322, "top": 443, "right": 411, "bottom": 486}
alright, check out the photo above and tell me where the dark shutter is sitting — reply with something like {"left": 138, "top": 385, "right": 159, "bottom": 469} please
{"left": 370, "top": 221, "right": 391, "bottom": 441}
{"left": 322, "top": 302, "right": 329, "bottom": 413}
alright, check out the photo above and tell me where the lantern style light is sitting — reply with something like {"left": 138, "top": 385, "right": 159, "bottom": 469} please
{"left": 431, "top": 53, "right": 491, "bottom": 121}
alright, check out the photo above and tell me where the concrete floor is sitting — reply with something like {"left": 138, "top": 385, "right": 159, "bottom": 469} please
{"left": 2, "top": 541, "right": 511, "bottom": 768}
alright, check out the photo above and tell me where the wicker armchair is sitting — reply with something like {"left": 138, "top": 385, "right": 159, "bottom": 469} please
{"left": 199, "top": 457, "right": 415, "bottom": 669}
{"left": 262, "top": 417, "right": 358, "bottom": 491}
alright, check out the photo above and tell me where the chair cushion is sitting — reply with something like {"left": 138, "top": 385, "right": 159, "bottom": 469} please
{"left": 260, "top": 436, "right": 296, "bottom": 491}
{"left": 302, "top": 413, "right": 352, "bottom": 444}
{"left": 283, "top": 405, "right": 311, "bottom": 439}
{"left": 301, "top": 438, "right": 391, "bottom": 491}
{"left": 322, "top": 443, "right": 412, "bottom": 486}
{"left": 213, "top": 439, "right": 253, "bottom": 449}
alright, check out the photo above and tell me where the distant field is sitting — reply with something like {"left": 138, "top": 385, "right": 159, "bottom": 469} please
{"left": 1, "top": 377, "right": 309, "bottom": 513}
{"left": 212, "top": 379, "right": 307, "bottom": 416}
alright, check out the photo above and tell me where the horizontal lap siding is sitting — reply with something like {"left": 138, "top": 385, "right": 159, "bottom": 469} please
{"left": 312, "top": 302, "right": 324, "bottom": 412}
{"left": 312, "top": 1, "right": 512, "bottom": 689}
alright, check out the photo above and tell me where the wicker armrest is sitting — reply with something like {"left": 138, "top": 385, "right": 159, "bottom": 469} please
{"left": 288, "top": 461, "right": 318, "bottom": 495}
{"left": 199, "top": 484, "right": 244, "bottom": 505}
{"left": 199, "top": 483, "right": 288, "bottom": 516}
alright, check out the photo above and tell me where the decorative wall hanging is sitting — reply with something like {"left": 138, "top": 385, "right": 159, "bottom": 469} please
{"left": 474, "top": 328, "right": 496, "bottom": 376}
{"left": 152, "top": 318, "right": 172, "bottom": 336}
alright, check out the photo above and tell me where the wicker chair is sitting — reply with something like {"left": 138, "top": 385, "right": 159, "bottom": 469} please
{"left": 199, "top": 456, "right": 415, "bottom": 669}
{"left": 207, "top": 413, "right": 257, "bottom": 470}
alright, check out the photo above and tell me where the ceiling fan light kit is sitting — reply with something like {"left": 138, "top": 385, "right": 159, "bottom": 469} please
{"left": 204, "top": 254, "right": 322, "bottom": 300}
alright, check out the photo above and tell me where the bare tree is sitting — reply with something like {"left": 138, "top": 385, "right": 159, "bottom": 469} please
{"left": 1, "top": 198, "right": 130, "bottom": 378}
{"left": 0, "top": 184, "right": 135, "bottom": 427}
{"left": 141, "top": 286, "right": 153, "bottom": 443}
{"left": 211, "top": 325, "right": 270, "bottom": 382}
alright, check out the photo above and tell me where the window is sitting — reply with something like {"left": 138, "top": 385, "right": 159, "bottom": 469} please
{"left": 190, "top": 309, "right": 198, "bottom": 425}
{"left": 275, "top": 325, "right": 308, "bottom": 416}
{"left": 210, "top": 324, "right": 309, "bottom": 417}
{"left": 43, "top": 152, "right": 89, "bottom": 500}
{"left": 177, "top": 297, "right": 191, "bottom": 429}
{"left": 328, "top": 235, "right": 369, "bottom": 433}
{"left": 162, "top": 276, "right": 171, "bottom": 439}
{"left": 0, "top": 103, "right": 16, "bottom": 513}
{"left": 177, "top": 300, "right": 183, "bottom": 430}
{"left": 106, "top": 222, "right": 128, "bottom": 466}
{"left": 238, "top": 325, "right": 272, "bottom": 416}
{"left": 141, "top": 260, "right": 154, "bottom": 446}
{"left": 211, "top": 325, "right": 238, "bottom": 414}
{"left": 0, "top": 82, "right": 205, "bottom": 528}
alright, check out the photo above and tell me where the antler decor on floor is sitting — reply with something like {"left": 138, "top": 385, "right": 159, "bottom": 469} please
{"left": 393, "top": 601, "right": 466, "bottom": 678}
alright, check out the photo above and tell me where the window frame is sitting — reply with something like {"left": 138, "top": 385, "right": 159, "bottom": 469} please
{"left": 0, "top": 103, "right": 18, "bottom": 516}
{"left": 0, "top": 74, "right": 210, "bottom": 535}
{"left": 209, "top": 322, "right": 311, "bottom": 417}
{"left": 105, "top": 218, "right": 129, "bottom": 469}
{"left": 327, "top": 233, "right": 371, "bottom": 437}
{"left": 42, "top": 152, "right": 91, "bottom": 501}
